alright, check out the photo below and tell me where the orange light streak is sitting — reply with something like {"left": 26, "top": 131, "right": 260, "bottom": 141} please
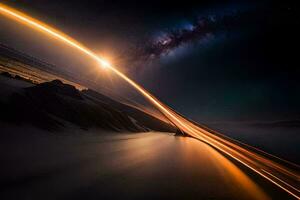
{"left": 0, "top": 3, "right": 187, "bottom": 131}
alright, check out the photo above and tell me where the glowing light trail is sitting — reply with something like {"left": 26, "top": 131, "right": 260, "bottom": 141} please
{"left": 0, "top": 3, "right": 299, "bottom": 199}
{"left": 0, "top": 3, "right": 196, "bottom": 136}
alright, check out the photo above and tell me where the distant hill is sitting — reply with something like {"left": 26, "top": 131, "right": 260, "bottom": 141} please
{"left": 252, "top": 120, "right": 300, "bottom": 128}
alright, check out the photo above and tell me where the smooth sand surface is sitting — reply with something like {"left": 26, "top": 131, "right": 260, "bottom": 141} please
{"left": 0, "top": 126, "right": 292, "bottom": 200}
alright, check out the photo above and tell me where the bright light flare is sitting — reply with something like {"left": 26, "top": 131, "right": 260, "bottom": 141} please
{"left": 99, "top": 59, "right": 111, "bottom": 68}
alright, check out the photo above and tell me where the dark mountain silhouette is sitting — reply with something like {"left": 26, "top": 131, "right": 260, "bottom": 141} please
{"left": 0, "top": 75, "right": 175, "bottom": 132}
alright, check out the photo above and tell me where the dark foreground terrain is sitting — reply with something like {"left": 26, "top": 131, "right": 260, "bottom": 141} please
{"left": 0, "top": 126, "right": 293, "bottom": 200}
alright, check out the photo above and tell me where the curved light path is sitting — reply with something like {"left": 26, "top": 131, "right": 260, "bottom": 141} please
{"left": 0, "top": 3, "right": 299, "bottom": 199}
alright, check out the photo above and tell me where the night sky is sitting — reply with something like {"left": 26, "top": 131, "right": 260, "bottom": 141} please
{"left": 1, "top": 0, "right": 299, "bottom": 123}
